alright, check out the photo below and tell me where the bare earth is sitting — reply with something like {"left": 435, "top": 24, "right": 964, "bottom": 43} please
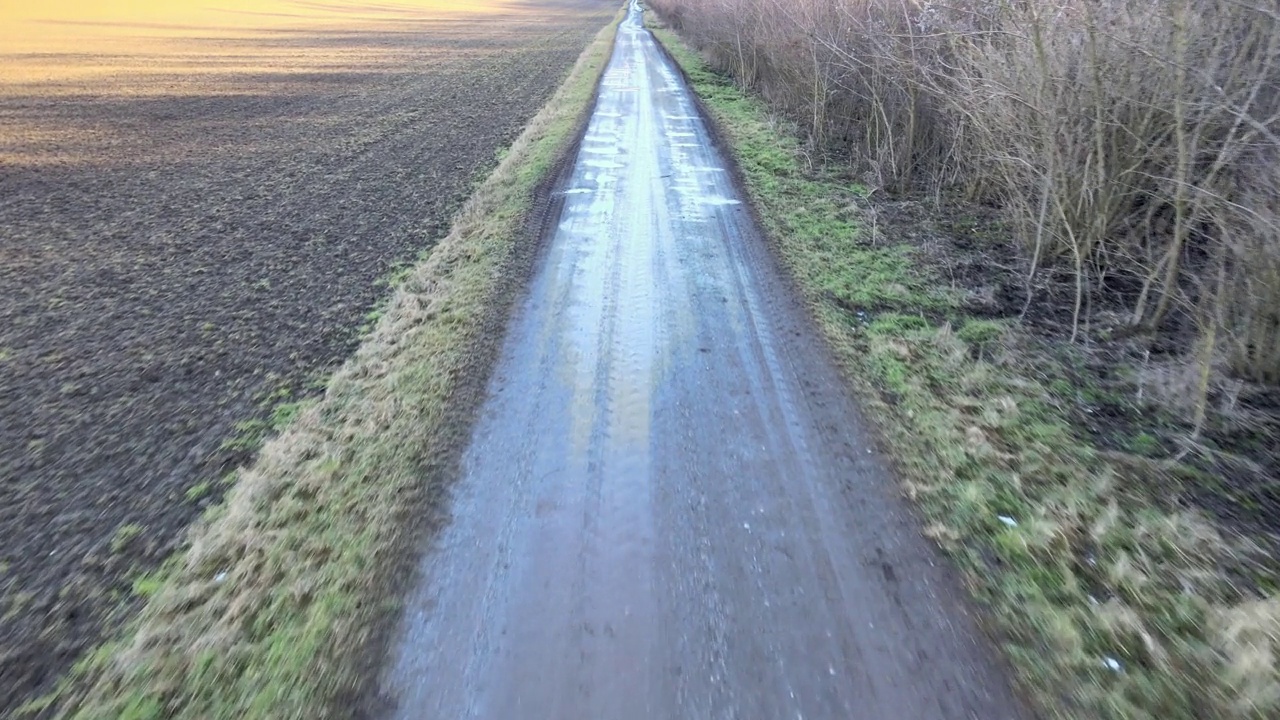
{"left": 0, "top": 0, "right": 617, "bottom": 711}
{"left": 379, "top": 4, "right": 1026, "bottom": 717}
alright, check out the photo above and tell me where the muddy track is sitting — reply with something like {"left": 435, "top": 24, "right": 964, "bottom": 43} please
{"left": 379, "top": 3, "right": 1027, "bottom": 718}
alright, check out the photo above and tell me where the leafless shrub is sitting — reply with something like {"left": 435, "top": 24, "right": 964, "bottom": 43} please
{"left": 649, "top": 0, "right": 1280, "bottom": 414}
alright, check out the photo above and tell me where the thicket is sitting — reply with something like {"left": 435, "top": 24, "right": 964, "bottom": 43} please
{"left": 650, "top": 0, "right": 1280, "bottom": 427}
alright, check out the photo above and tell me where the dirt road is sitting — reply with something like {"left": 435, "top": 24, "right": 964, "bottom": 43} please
{"left": 380, "top": 3, "right": 1025, "bottom": 717}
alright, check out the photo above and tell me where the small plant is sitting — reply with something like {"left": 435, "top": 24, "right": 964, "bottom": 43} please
{"left": 185, "top": 481, "right": 212, "bottom": 502}
{"left": 110, "top": 524, "right": 143, "bottom": 554}
{"left": 270, "top": 402, "right": 302, "bottom": 431}
{"left": 359, "top": 306, "right": 386, "bottom": 335}
{"left": 220, "top": 418, "right": 271, "bottom": 452}
{"left": 4, "top": 592, "right": 33, "bottom": 622}
{"left": 131, "top": 573, "right": 163, "bottom": 598}
{"left": 387, "top": 264, "right": 414, "bottom": 288}
{"left": 870, "top": 313, "right": 929, "bottom": 334}
{"left": 256, "top": 385, "right": 292, "bottom": 407}
{"left": 957, "top": 319, "right": 1006, "bottom": 349}
{"left": 374, "top": 262, "right": 414, "bottom": 289}
{"left": 1127, "top": 432, "right": 1162, "bottom": 457}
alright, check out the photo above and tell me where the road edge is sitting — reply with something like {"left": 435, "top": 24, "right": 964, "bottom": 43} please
{"left": 26, "top": 7, "right": 626, "bottom": 719}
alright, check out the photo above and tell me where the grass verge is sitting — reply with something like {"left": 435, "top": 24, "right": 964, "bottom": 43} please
{"left": 649, "top": 14, "right": 1280, "bottom": 720}
{"left": 28, "top": 10, "right": 624, "bottom": 719}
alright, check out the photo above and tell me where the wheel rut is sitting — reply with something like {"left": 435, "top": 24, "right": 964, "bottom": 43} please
{"left": 380, "top": 3, "right": 1027, "bottom": 718}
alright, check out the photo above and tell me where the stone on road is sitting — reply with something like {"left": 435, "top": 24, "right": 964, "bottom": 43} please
{"left": 379, "top": 3, "right": 1026, "bottom": 718}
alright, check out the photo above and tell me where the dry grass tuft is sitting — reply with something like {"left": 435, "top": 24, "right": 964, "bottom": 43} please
{"left": 1213, "top": 599, "right": 1280, "bottom": 715}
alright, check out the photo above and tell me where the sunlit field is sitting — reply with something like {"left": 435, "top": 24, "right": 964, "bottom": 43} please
{"left": 0, "top": 0, "right": 544, "bottom": 165}
{"left": 0, "top": 0, "right": 617, "bottom": 713}
{"left": 1, "top": 0, "right": 514, "bottom": 81}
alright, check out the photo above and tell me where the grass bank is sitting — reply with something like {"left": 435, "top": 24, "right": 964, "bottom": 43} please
{"left": 27, "top": 10, "right": 624, "bottom": 719}
{"left": 649, "top": 14, "right": 1280, "bottom": 720}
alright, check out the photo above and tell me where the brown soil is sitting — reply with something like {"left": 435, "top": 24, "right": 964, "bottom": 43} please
{"left": 0, "top": 1, "right": 617, "bottom": 712}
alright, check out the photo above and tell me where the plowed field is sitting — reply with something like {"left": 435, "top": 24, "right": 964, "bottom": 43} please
{"left": 0, "top": 0, "right": 616, "bottom": 711}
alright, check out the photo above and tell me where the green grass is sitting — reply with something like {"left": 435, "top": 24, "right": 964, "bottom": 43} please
{"left": 130, "top": 573, "right": 164, "bottom": 600}
{"left": 651, "top": 16, "right": 1279, "bottom": 720}
{"left": 184, "top": 481, "right": 212, "bottom": 503}
{"left": 31, "top": 10, "right": 626, "bottom": 720}
{"left": 215, "top": 389, "right": 308, "bottom": 455}
{"left": 109, "top": 524, "right": 144, "bottom": 555}
{"left": 218, "top": 418, "right": 271, "bottom": 453}
{"left": 1127, "top": 432, "right": 1162, "bottom": 457}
